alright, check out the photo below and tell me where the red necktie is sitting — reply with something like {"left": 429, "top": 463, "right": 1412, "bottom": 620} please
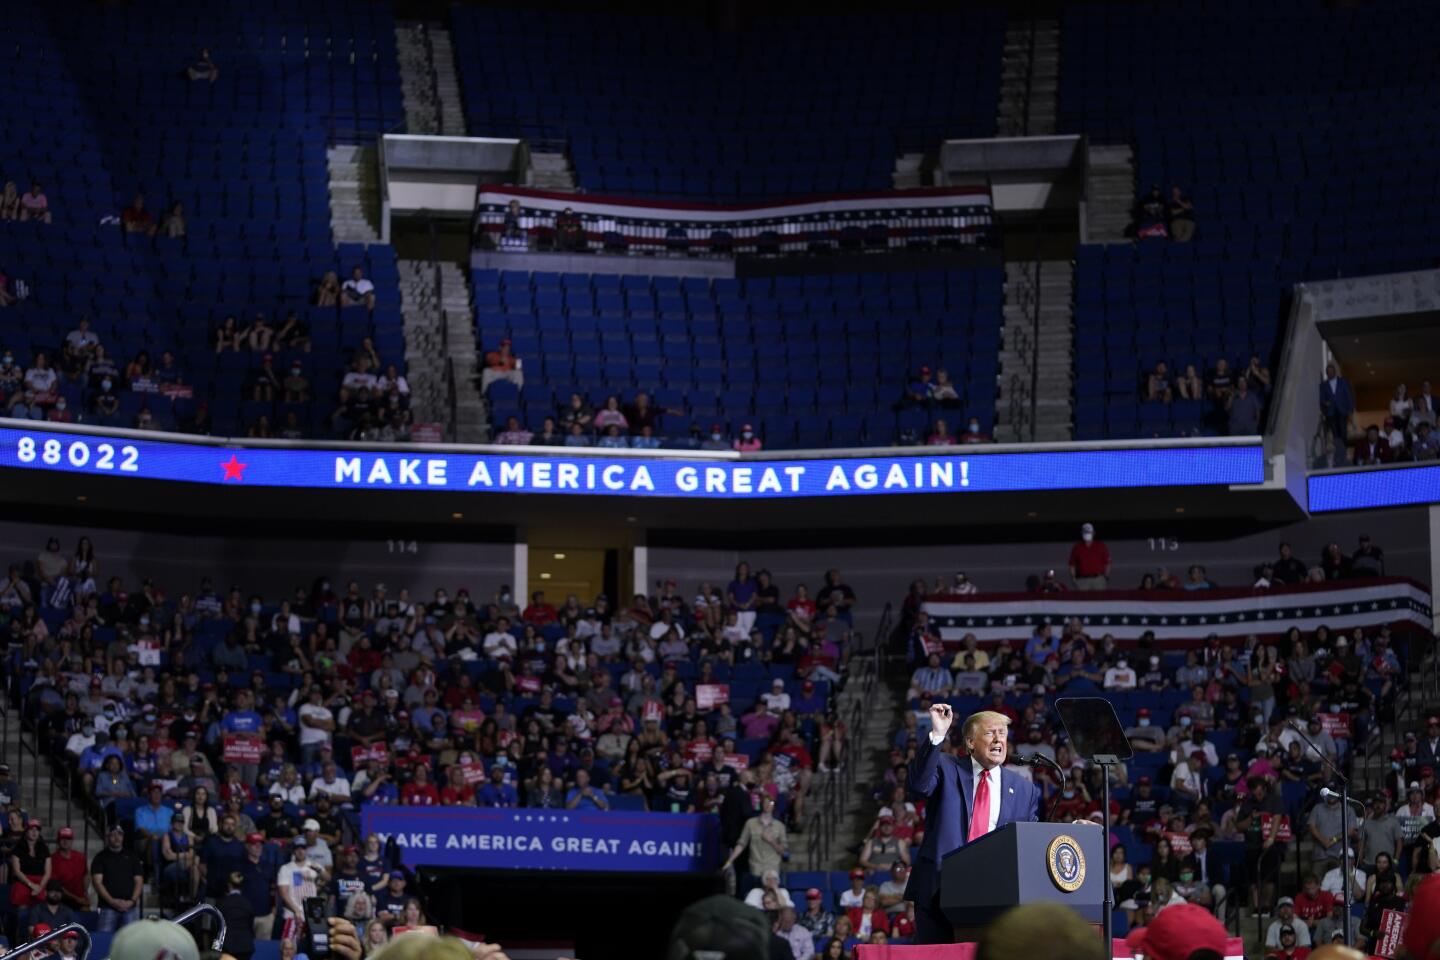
{"left": 969, "top": 768, "right": 991, "bottom": 842}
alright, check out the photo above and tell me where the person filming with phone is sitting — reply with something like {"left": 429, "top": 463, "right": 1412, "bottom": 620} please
{"left": 905, "top": 706, "right": 1042, "bottom": 944}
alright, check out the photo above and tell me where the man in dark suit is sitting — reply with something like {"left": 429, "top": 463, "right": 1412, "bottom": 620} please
{"left": 904, "top": 705, "right": 1043, "bottom": 944}
{"left": 1318, "top": 363, "right": 1355, "bottom": 462}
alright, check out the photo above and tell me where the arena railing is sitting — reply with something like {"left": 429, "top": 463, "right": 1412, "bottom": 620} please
{"left": 471, "top": 184, "right": 998, "bottom": 259}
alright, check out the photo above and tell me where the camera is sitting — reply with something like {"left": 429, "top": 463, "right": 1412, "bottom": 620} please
{"left": 303, "top": 896, "right": 330, "bottom": 959}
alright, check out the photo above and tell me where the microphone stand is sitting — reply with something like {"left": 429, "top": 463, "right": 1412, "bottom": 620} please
{"left": 1285, "top": 720, "right": 1354, "bottom": 946}
{"left": 1022, "top": 753, "right": 1067, "bottom": 821}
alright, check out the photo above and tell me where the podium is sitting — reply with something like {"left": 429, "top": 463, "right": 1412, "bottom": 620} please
{"left": 939, "top": 822, "right": 1105, "bottom": 940}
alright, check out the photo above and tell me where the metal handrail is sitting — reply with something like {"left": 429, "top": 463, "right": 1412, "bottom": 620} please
{"left": 420, "top": 25, "right": 444, "bottom": 136}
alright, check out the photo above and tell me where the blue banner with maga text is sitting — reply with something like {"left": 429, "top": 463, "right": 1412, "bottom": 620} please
{"left": 360, "top": 805, "right": 721, "bottom": 873}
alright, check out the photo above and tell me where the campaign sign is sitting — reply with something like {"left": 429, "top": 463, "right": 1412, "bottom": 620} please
{"left": 361, "top": 805, "right": 721, "bottom": 873}
{"left": 1375, "top": 908, "right": 1408, "bottom": 958}
{"left": 696, "top": 684, "right": 730, "bottom": 710}
{"left": 222, "top": 735, "right": 264, "bottom": 764}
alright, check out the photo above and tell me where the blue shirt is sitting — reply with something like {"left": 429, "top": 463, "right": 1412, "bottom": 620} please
{"left": 565, "top": 787, "right": 606, "bottom": 811}
{"left": 135, "top": 801, "right": 173, "bottom": 836}
{"left": 478, "top": 783, "right": 518, "bottom": 807}
{"left": 1024, "top": 633, "right": 1058, "bottom": 663}
{"left": 221, "top": 710, "right": 264, "bottom": 735}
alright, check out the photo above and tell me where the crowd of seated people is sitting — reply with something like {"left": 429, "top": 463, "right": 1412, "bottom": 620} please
{"left": 875, "top": 572, "right": 1425, "bottom": 957}
{"left": 1141, "top": 352, "right": 1271, "bottom": 437}
{"left": 1318, "top": 368, "right": 1440, "bottom": 467}
{"left": 1, "top": 540, "right": 855, "bottom": 949}
{"left": 0, "top": 255, "right": 394, "bottom": 441}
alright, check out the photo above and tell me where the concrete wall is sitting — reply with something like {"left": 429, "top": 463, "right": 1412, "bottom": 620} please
{"left": 0, "top": 521, "right": 513, "bottom": 601}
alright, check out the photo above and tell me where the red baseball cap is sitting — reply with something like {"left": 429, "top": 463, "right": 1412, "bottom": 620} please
{"left": 1405, "top": 875, "right": 1440, "bottom": 960}
{"left": 1137, "top": 707, "right": 1150, "bottom": 717}
{"left": 805, "top": 888, "right": 822, "bottom": 900}
{"left": 57, "top": 827, "right": 74, "bottom": 839}
{"left": 245, "top": 832, "right": 264, "bottom": 844}
{"left": 1128, "top": 904, "right": 1227, "bottom": 960}
{"left": 850, "top": 868, "right": 865, "bottom": 879}
{"left": 26, "top": 818, "right": 41, "bottom": 829}
{"left": 33, "top": 924, "right": 52, "bottom": 937}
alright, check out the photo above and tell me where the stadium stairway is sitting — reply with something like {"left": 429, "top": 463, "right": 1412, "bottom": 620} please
{"left": 400, "top": 260, "right": 486, "bottom": 441}
{"left": 396, "top": 22, "right": 441, "bottom": 134}
{"left": 327, "top": 143, "right": 383, "bottom": 244}
{"left": 1083, "top": 143, "right": 1135, "bottom": 243}
{"left": 996, "top": 261, "right": 1074, "bottom": 442}
{"left": 997, "top": 15, "right": 1060, "bottom": 137}
{"left": 825, "top": 662, "right": 905, "bottom": 870}
{"left": 428, "top": 25, "right": 468, "bottom": 137}
{"left": 0, "top": 702, "right": 107, "bottom": 867}
{"left": 530, "top": 150, "right": 578, "bottom": 192}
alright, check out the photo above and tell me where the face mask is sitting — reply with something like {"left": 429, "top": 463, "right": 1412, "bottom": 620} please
{"left": 321, "top": 582, "right": 330, "bottom": 591}
{"left": 1180, "top": 716, "right": 1192, "bottom": 727}
{"left": 1117, "top": 660, "right": 1127, "bottom": 669}
{"left": 1180, "top": 871, "right": 1194, "bottom": 882}
{"left": 968, "top": 422, "right": 979, "bottom": 432}
{"left": 742, "top": 431, "right": 753, "bottom": 439}
{"left": 1082, "top": 533, "right": 1093, "bottom": 543}
{"left": 291, "top": 367, "right": 301, "bottom": 375}
{"left": 1138, "top": 718, "right": 1150, "bottom": 727}
{"left": 501, "top": 592, "right": 511, "bottom": 602}
{"left": 1062, "top": 789, "right": 1075, "bottom": 798}
{"left": 101, "top": 379, "right": 112, "bottom": 390}
{"left": 139, "top": 616, "right": 149, "bottom": 626}
{"left": 1393, "top": 762, "right": 1403, "bottom": 771}
{"left": 1330, "top": 704, "right": 1341, "bottom": 714}
{"left": 250, "top": 603, "right": 262, "bottom": 614}
{"left": 437, "top": 594, "right": 447, "bottom": 603}
{"left": 711, "top": 432, "right": 722, "bottom": 441}
{"left": 55, "top": 400, "right": 66, "bottom": 411}
{"left": 2, "top": 356, "right": 10, "bottom": 365}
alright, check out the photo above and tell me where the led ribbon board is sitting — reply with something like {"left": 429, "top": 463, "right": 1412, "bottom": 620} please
{"left": 0, "top": 425, "right": 1264, "bottom": 499}
{"left": 1308, "top": 465, "right": 1440, "bottom": 513}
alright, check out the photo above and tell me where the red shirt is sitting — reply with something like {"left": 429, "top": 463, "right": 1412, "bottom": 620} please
{"left": 439, "top": 785, "right": 475, "bottom": 806}
{"left": 401, "top": 782, "right": 440, "bottom": 806}
{"left": 522, "top": 603, "right": 558, "bottom": 626}
{"left": 50, "top": 848, "right": 88, "bottom": 901}
{"left": 1068, "top": 541, "right": 1111, "bottom": 577}
{"left": 846, "top": 908, "right": 890, "bottom": 936}
{"left": 1293, "top": 890, "right": 1334, "bottom": 923}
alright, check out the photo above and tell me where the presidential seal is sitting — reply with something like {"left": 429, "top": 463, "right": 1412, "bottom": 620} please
{"left": 1046, "top": 834, "right": 1085, "bottom": 892}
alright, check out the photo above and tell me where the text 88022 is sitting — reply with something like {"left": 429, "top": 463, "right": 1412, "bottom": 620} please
{"left": 16, "top": 436, "right": 140, "bottom": 472}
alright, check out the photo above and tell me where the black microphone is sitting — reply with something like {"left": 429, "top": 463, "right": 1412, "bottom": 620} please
{"left": 1013, "top": 752, "right": 1061, "bottom": 771}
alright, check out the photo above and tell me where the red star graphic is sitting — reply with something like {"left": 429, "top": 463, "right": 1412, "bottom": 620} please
{"left": 220, "top": 455, "right": 248, "bottom": 482}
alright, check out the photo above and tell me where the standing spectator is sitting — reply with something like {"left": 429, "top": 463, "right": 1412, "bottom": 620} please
{"left": 218, "top": 871, "right": 256, "bottom": 960}
{"left": 9, "top": 818, "right": 50, "bottom": 908}
{"left": 49, "top": 827, "right": 89, "bottom": 911}
{"left": 480, "top": 339, "right": 523, "bottom": 394}
{"left": 728, "top": 562, "right": 758, "bottom": 636}
{"left": 1357, "top": 793, "right": 1403, "bottom": 871}
{"left": 340, "top": 266, "right": 376, "bottom": 311}
{"left": 1068, "top": 522, "right": 1110, "bottom": 590}
{"left": 1351, "top": 535, "right": 1386, "bottom": 578}
{"left": 274, "top": 840, "right": 319, "bottom": 941}
{"left": 20, "top": 181, "right": 51, "bottom": 223}
{"left": 1319, "top": 363, "right": 1355, "bottom": 460}
{"left": 1390, "top": 384, "right": 1413, "bottom": 430}
{"left": 1413, "top": 380, "right": 1437, "bottom": 430}
{"left": 91, "top": 824, "right": 143, "bottom": 931}
{"left": 1226, "top": 377, "right": 1263, "bottom": 435}
{"left": 296, "top": 687, "right": 335, "bottom": 766}
{"left": 722, "top": 794, "right": 788, "bottom": 887}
